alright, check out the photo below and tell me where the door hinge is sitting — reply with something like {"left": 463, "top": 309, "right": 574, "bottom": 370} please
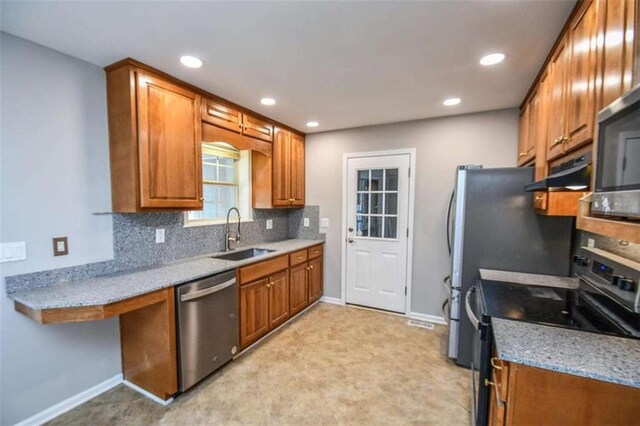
{"left": 407, "top": 228, "right": 409, "bottom": 237}
{"left": 408, "top": 168, "right": 411, "bottom": 178}
{"left": 405, "top": 287, "right": 407, "bottom": 295}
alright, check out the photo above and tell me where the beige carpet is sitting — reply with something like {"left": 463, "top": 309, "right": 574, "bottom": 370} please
{"left": 47, "top": 303, "right": 471, "bottom": 425}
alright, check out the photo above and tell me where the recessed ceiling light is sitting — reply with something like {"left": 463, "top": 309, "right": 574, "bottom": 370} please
{"left": 260, "top": 98, "right": 276, "bottom": 106}
{"left": 443, "top": 98, "right": 461, "bottom": 106}
{"left": 306, "top": 121, "right": 319, "bottom": 128}
{"left": 179, "top": 55, "right": 203, "bottom": 68}
{"left": 480, "top": 53, "right": 505, "bottom": 66}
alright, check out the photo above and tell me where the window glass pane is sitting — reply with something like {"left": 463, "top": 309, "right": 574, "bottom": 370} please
{"left": 356, "top": 215, "right": 369, "bottom": 237}
{"left": 202, "top": 158, "right": 218, "bottom": 181}
{"left": 357, "top": 193, "right": 369, "bottom": 214}
{"left": 358, "top": 170, "right": 370, "bottom": 191}
{"left": 202, "top": 184, "right": 238, "bottom": 219}
{"left": 385, "top": 193, "right": 398, "bottom": 215}
{"left": 386, "top": 169, "right": 398, "bottom": 191}
{"left": 384, "top": 216, "right": 397, "bottom": 239}
{"left": 370, "top": 193, "right": 382, "bottom": 214}
{"left": 218, "top": 165, "right": 236, "bottom": 183}
{"left": 218, "top": 157, "right": 235, "bottom": 166}
{"left": 369, "top": 216, "right": 382, "bottom": 238}
{"left": 371, "top": 169, "right": 384, "bottom": 191}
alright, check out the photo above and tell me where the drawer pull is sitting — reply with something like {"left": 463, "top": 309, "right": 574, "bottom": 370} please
{"left": 297, "top": 256, "right": 302, "bottom": 260}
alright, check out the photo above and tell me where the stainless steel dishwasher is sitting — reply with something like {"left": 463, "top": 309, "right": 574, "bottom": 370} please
{"left": 175, "top": 269, "right": 239, "bottom": 392}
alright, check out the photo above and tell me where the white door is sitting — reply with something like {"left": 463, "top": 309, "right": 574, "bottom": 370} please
{"left": 345, "top": 154, "right": 411, "bottom": 313}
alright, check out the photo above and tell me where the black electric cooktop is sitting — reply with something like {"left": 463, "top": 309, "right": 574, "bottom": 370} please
{"left": 479, "top": 279, "right": 640, "bottom": 339}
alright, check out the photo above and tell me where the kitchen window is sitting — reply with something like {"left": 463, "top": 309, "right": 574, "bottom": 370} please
{"left": 185, "top": 143, "right": 252, "bottom": 226}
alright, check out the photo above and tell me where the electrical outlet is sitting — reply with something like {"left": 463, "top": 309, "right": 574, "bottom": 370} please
{"left": 587, "top": 238, "right": 595, "bottom": 248}
{"left": 155, "top": 229, "right": 165, "bottom": 244}
{"left": 266, "top": 219, "right": 273, "bottom": 230}
{"left": 320, "top": 218, "right": 330, "bottom": 228}
{"left": 0, "top": 242, "right": 27, "bottom": 263}
{"left": 303, "top": 217, "right": 310, "bottom": 227}
{"left": 52, "top": 237, "right": 68, "bottom": 256}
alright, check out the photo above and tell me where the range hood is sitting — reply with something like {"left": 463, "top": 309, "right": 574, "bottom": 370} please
{"left": 525, "top": 153, "right": 592, "bottom": 192}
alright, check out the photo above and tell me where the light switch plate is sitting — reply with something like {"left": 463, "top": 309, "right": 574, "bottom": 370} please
{"left": 303, "top": 218, "right": 310, "bottom": 227}
{"left": 155, "top": 229, "right": 165, "bottom": 244}
{"left": 0, "top": 242, "right": 27, "bottom": 263}
{"left": 587, "top": 238, "right": 595, "bottom": 248}
{"left": 266, "top": 219, "right": 273, "bottom": 230}
{"left": 320, "top": 218, "right": 330, "bottom": 228}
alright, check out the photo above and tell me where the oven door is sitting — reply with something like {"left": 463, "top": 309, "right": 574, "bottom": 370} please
{"left": 466, "top": 284, "right": 492, "bottom": 426}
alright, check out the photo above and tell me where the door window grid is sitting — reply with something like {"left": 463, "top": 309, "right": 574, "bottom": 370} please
{"left": 356, "top": 168, "right": 399, "bottom": 239}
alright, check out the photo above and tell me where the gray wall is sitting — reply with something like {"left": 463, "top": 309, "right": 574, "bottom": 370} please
{"left": 0, "top": 33, "right": 120, "bottom": 425}
{"left": 306, "top": 109, "right": 518, "bottom": 316}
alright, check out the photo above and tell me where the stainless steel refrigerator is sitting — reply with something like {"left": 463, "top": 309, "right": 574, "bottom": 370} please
{"left": 446, "top": 166, "right": 573, "bottom": 368}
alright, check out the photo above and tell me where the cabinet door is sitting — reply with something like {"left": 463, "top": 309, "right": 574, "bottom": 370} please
{"left": 239, "top": 278, "right": 270, "bottom": 348}
{"left": 517, "top": 102, "right": 535, "bottom": 166}
{"left": 272, "top": 128, "right": 291, "bottom": 206}
{"left": 242, "top": 114, "right": 274, "bottom": 142}
{"left": 546, "top": 38, "right": 571, "bottom": 161}
{"left": 290, "top": 133, "right": 305, "bottom": 206}
{"left": 308, "top": 257, "right": 323, "bottom": 304}
{"left": 567, "top": 0, "right": 598, "bottom": 151}
{"left": 136, "top": 73, "right": 202, "bottom": 209}
{"left": 289, "top": 263, "right": 309, "bottom": 316}
{"left": 201, "top": 99, "right": 242, "bottom": 133}
{"left": 596, "top": 0, "right": 637, "bottom": 109}
{"left": 268, "top": 270, "right": 289, "bottom": 329}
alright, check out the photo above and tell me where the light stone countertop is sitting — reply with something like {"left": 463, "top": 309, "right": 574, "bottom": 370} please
{"left": 480, "top": 268, "right": 579, "bottom": 289}
{"left": 8, "top": 239, "right": 324, "bottom": 310}
{"left": 492, "top": 318, "right": 640, "bottom": 388}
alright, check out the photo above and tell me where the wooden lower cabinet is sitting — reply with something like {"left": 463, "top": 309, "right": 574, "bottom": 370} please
{"left": 239, "top": 278, "right": 270, "bottom": 348}
{"left": 289, "top": 263, "right": 309, "bottom": 316}
{"left": 488, "top": 358, "right": 640, "bottom": 426}
{"left": 268, "top": 270, "right": 289, "bottom": 329}
{"left": 308, "top": 256, "right": 323, "bottom": 304}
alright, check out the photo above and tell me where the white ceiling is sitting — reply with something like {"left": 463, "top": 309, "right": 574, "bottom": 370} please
{"left": 0, "top": 1, "right": 574, "bottom": 133}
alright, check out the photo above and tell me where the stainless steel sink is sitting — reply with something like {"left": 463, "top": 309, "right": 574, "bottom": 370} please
{"left": 210, "top": 248, "right": 275, "bottom": 261}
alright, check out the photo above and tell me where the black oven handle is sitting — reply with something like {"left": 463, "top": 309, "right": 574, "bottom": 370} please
{"left": 465, "top": 285, "right": 480, "bottom": 330}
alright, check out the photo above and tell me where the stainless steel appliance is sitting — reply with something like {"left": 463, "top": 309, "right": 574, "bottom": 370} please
{"left": 176, "top": 269, "right": 239, "bottom": 392}
{"left": 466, "top": 247, "right": 640, "bottom": 425}
{"left": 592, "top": 83, "right": 640, "bottom": 219}
{"left": 446, "top": 166, "right": 573, "bottom": 368}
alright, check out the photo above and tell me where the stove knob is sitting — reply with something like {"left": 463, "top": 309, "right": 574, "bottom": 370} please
{"left": 611, "top": 275, "right": 624, "bottom": 287}
{"left": 619, "top": 278, "right": 636, "bottom": 292}
{"left": 572, "top": 255, "right": 580, "bottom": 264}
{"left": 579, "top": 258, "right": 590, "bottom": 267}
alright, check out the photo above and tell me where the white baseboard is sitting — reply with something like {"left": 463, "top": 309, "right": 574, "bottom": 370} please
{"left": 319, "top": 296, "right": 345, "bottom": 305}
{"left": 122, "top": 380, "right": 174, "bottom": 406}
{"left": 14, "top": 374, "right": 123, "bottom": 426}
{"left": 409, "top": 312, "right": 447, "bottom": 325}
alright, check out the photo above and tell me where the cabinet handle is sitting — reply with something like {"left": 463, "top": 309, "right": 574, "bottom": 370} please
{"left": 518, "top": 152, "right": 527, "bottom": 158}
{"left": 266, "top": 283, "right": 271, "bottom": 288}
{"left": 309, "top": 265, "right": 314, "bottom": 270}
{"left": 484, "top": 379, "right": 496, "bottom": 387}
{"left": 550, "top": 138, "right": 563, "bottom": 148}
{"left": 490, "top": 357, "right": 503, "bottom": 370}
{"left": 297, "top": 256, "right": 303, "bottom": 260}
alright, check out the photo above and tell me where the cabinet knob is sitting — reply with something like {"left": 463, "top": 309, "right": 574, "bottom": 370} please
{"left": 266, "top": 283, "right": 271, "bottom": 288}
{"left": 490, "top": 357, "right": 503, "bottom": 370}
{"left": 199, "top": 197, "right": 204, "bottom": 201}
{"left": 309, "top": 265, "right": 314, "bottom": 269}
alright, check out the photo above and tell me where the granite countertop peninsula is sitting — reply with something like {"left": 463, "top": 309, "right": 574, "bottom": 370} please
{"left": 7, "top": 239, "right": 324, "bottom": 310}
{"left": 492, "top": 318, "right": 640, "bottom": 388}
{"left": 479, "top": 268, "right": 579, "bottom": 289}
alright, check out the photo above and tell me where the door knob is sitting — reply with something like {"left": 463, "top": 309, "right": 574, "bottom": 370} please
{"left": 347, "top": 238, "right": 354, "bottom": 243}
{"left": 348, "top": 227, "right": 354, "bottom": 232}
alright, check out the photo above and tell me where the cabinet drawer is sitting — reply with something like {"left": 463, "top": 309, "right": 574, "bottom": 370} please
{"left": 201, "top": 99, "right": 242, "bottom": 133}
{"left": 238, "top": 255, "right": 288, "bottom": 285}
{"left": 289, "top": 249, "right": 308, "bottom": 266}
{"left": 307, "top": 245, "right": 323, "bottom": 259}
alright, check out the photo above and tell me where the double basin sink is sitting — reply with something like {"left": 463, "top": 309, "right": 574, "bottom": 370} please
{"left": 210, "top": 248, "right": 275, "bottom": 262}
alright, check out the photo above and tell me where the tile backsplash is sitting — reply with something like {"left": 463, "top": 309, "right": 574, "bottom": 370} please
{"left": 5, "top": 206, "right": 321, "bottom": 292}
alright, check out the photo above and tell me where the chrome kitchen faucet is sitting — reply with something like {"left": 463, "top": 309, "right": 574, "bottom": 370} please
{"left": 225, "top": 207, "right": 241, "bottom": 251}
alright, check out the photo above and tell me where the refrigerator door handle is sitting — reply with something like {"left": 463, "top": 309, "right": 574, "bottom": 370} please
{"left": 446, "top": 190, "right": 455, "bottom": 256}
{"left": 465, "top": 286, "right": 480, "bottom": 330}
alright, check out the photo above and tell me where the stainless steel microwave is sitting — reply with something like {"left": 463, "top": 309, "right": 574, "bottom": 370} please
{"left": 592, "top": 83, "right": 640, "bottom": 219}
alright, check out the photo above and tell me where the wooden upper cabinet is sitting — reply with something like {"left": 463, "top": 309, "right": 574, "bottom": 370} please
{"left": 546, "top": 36, "right": 571, "bottom": 162}
{"left": 289, "top": 132, "right": 305, "bottom": 206}
{"left": 517, "top": 94, "right": 536, "bottom": 166}
{"left": 242, "top": 114, "right": 274, "bottom": 142}
{"left": 566, "top": 0, "right": 598, "bottom": 151}
{"left": 201, "top": 99, "right": 242, "bottom": 133}
{"left": 518, "top": 107, "right": 530, "bottom": 166}
{"left": 272, "top": 128, "right": 292, "bottom": 207}
{"left": 596, "top": 0, "right": 637, "bottom": 110}
{"left": 106, "top": 64, "right": 203, "bottom": 212}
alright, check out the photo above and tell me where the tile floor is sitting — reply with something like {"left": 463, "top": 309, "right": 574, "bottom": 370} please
{"left": 47, "top": 303, "right": 471, "bottom": 425}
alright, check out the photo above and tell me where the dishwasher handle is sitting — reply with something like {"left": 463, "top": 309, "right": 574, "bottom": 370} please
{"left": 465, "top": 286, "right": 480, "bottom": 330}
{"left": 180, "top": 278, "right": 236, "bottom": 302}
